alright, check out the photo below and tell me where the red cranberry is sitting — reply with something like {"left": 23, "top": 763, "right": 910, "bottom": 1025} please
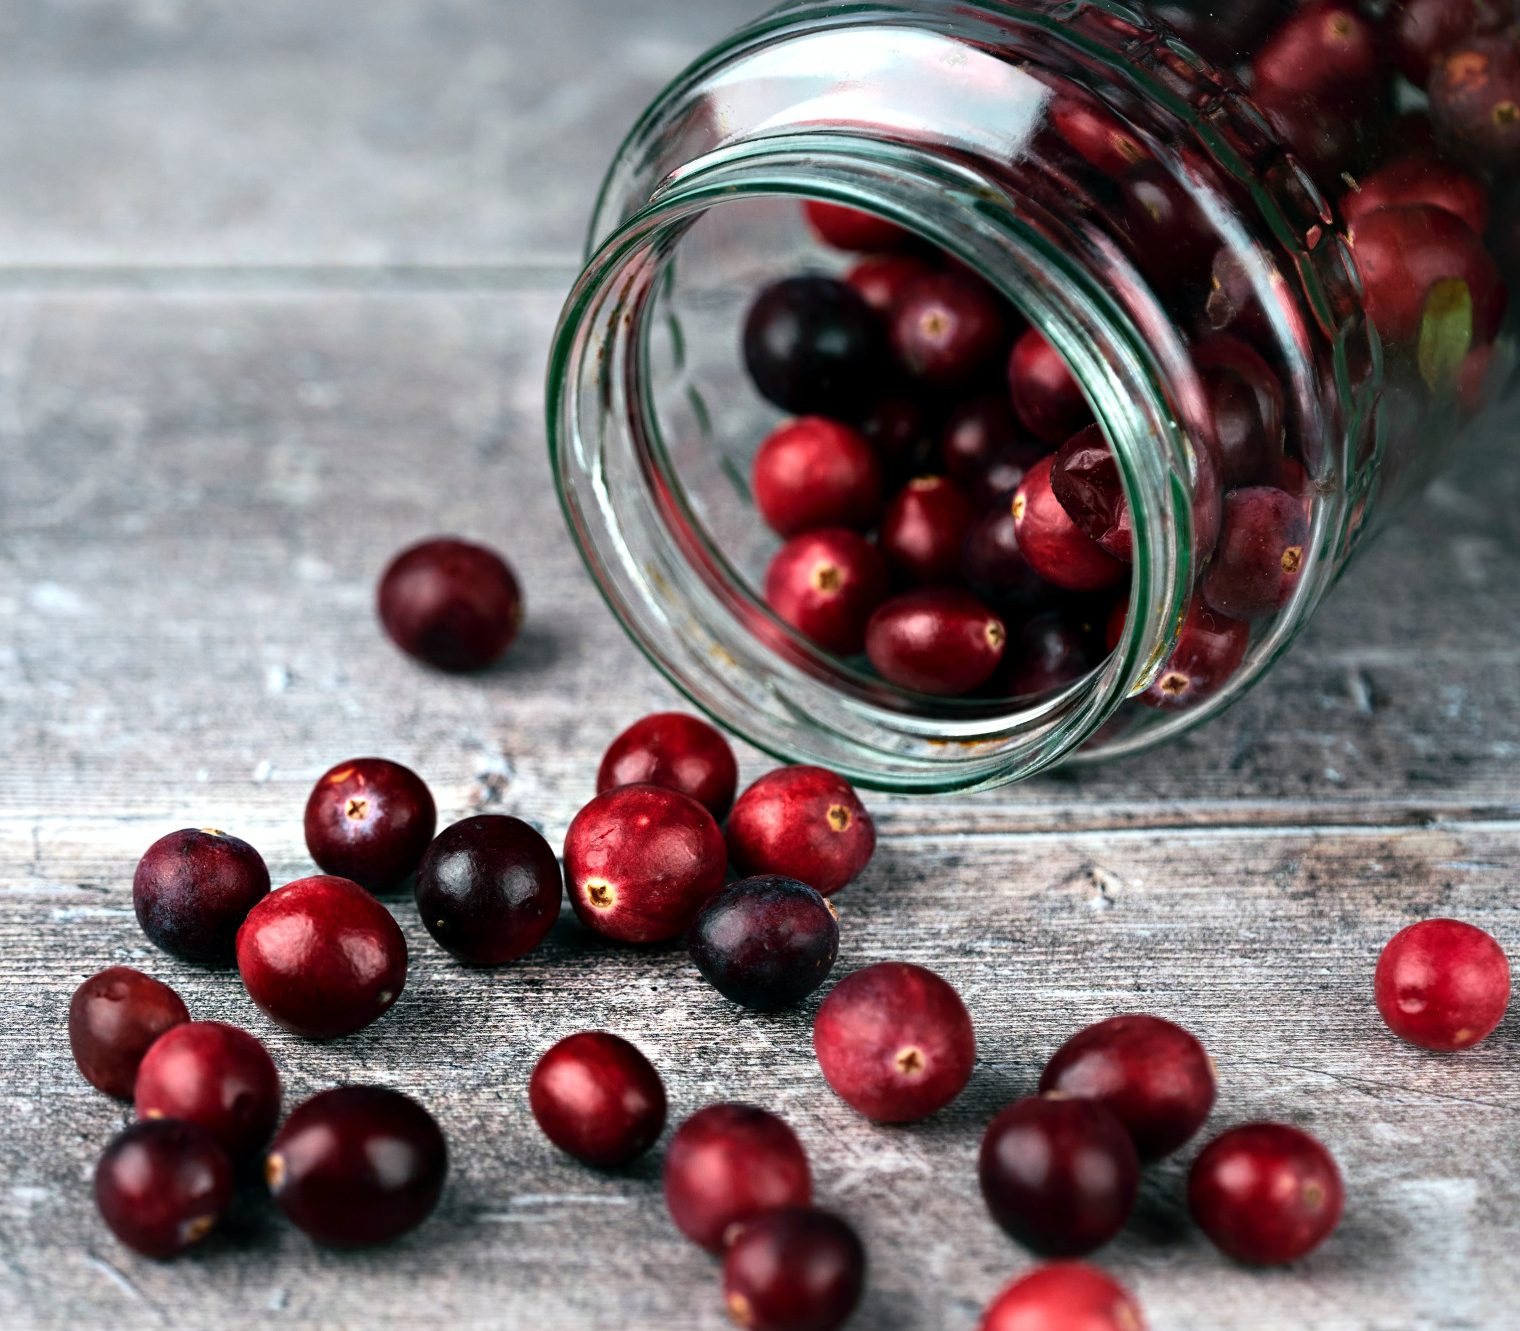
{"left": 1050, "top": 426, "right": 1132, "bottom": 562}
{"left": 1374, "top": 918, "right": 1511, "bottom": 1051}
{"left": 866, "top": 588, "right": 1007, "bottom": 697}
{"left": 1005, "top": 607, "right": 1107, "bottom": 698}
{"left": 1382, "top": 0, "right": 1512, "bottom": 85}
{"left": 133, "top": 827, "right": 270, "bottom": 964}
{"left": 1254, "top": 2, "right": 1380, "bottom": 111}
{"left": 962, "top": 504, "right": 1045, "bottom": 608}
{"left": 813, "top": 962, "right": 975, "bottom": 1123}
{"left": 942, "top": 395, "right": 1028, "bottom": 485}
{"left": 744, "top": 276, "right": 884, "bottom": 417}
{"left": 236, "top": 875, "right": 407, "bottom": 1040}
{"left": 1116, "top": 163, "right": 1216, "bottom": 293}
{"left": 892, "top": 272, "right": 1010, "bottom": 389}
{"left": 69, "top": 967, "right": 189, "bottom": 1100}
{"left": 1050, "top": 92, "right": 1152, "bottom": 176}
{"left": 689, "top": 876, "right": 840, "bottom": 1012}
{"left": 1195, "top": 333, "right": 1286, "bottom": 489}
{"left": 1201, "top": 486, "right": 1308, "bottom": 621}
{"left": 415, "top": 814, "right": 563, "bottom": 966}
{"left": 564, "top": 784, "right": 726, "bottom": 943}
{"left": 95, "top": 1120, "right": 233, "bottom": 1259}
{"left": 727, "top": 767, "right": 875, "bottom": 897}
{"left": 304, "top": 757, "right": 436, "bottom": 894}
{"left": 1140, "top": 596, "right": 1251, "bottom": 710}
{"left": 1342, "top": 155, "right": 1491, "bottom": 236}
{"left": 133, "top": 1020, "right": 280, "bottom": 1161}
{"left": 1013, "top": 457, "right": 1127, "bottom": 592}
{"left": 859, "top": 396, "right": 937, "bottom": 481}
{"left": 598, "top": 712, "right": 739, "bottom": 819}
{"left": 378, "top": 536, "right": 523, "bottom": 672}
{"left": 1008, "top": 329, "right": 1091, "bottom": 446}
{"left": 267, "top": 1086, "right": 448, "bottom": 1248}
{"left": 529, "top": 1031, "right": 667, "bottom": 1167}
{"left": 664, "top": 1103, "right": 812, "bottom": 1251}
{"left": 1429, "top": 38, "right": 1520, "bottom": 171}
{"left": 978, "top": 1096, "right": 1140, "bottom": 1256}
{"left": 980, "top": 1262, "right": 1148, "bottom": 1331}
{"left": 804, "top": 201, "right": 911, "bottom": 252}
{"left": 765, "top": 529, "right": 890, "bottom": 656}
{"left": 723, "top": 1207, "right": 866, "bottom": 1331}
{"left": 845, "top": 254, "right": 937, "bottom": 314}
{"left": 753, "top": 417, "right": 883, "bottom": 537}
{"left": 879, "top": 476, "right": 975, "bottom": 585}
{"left": 1188, "top": 1123, "right": 1343, "bottom": 1265}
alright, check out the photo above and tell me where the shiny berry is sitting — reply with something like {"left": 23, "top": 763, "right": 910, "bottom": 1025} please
{"left": 942, "top": 395, "right": 1029, "bottom": 485}
{"left": 1141, "top": 596, "right": 1250, "bottom": 710}
{"left": 1013, "top": 457, "right": 1126, "bottom": 592}
{"left": 804, "top": 201, "right": 912, "bottom": 252}
{"left": 846, "top": 253, "right": 937, "bottom": 314}
{"left": 69, "top": 967, "right": 189, "bottom": 1101}
{"left": 689, "top": 876, "right": 840, "bottom": 1011}
{"left": 879, "top": 475, "right": 975, "bottom": 585}
{"left": 1005, "top": 607, "right": 1107, "bottom": 698}
{"left": 1050, "top": 92, "right": 1152, "bottom": 175}
{"left": 378, "top": 536, "right": 523, "bottom": 672}
{"left": 1342, "top": 155, "right": 1490, "bottom": 236}
{"left": 723, "top": 1207, "right": 866, "bottom": 1331}
{"left": 892, "top": 272, "right": 1010, "bottom": 388}
{"left": 95, "top": 1120, "right": 232, "bottom": 1259}
{"left": 866, "top": 588, "right": 1007, "bottom": 697}
{"left": 133, "top": 827, "right": 270, "bottom": 964}
{"left": 1382, "top": 0, "right": 1511, "bottom": 85}
{"left": 753, "top": 417, "right": 883, "bottom": 537}
{"left": 304, "top": 757, "right": 436, "bottom": 894}
{"left": 727, "top": 767, "right": 875, "bottom": 897}
{"left": 134, "top": 1021, "right": 280, "bottom": 1161}
{"left": 1117, "top": 163, "right": 1216, "bottom": 293}
{"left": 1008, "top": 329, "right": 1091, "bottom": 445}
{"left": 1253, "top": 2, "right": 1380, "bottom": 111}
{"left": 1195, "top": 333, "right": 1286, "bottom": 490}
{"left": 598, "top": 712, "right": 739, "bottom": 819}
{"left": 766, "top": 529, "right": 890, "bottom": 657}
{"left": 1201, "top": 486, "right": 1308, "bottom": 621}
{"left": 1374, "top": 918, "right": 1511, "bottom": 1051}
{"left": 1429, "top": 39, "right": 1520, "bottom": 172}
{"left": 529, "top": 1031, "right": 667, "bottom": 1167}
{"left": 962, "top": 504, "right": 1045, "bottom": 609}
{"left": 743, "top": 277, "right": 884, "bottom": 417}
{"left": 1050, "top": 426, "right": 1132, "bottom": 562}
{"left": 980, "top": 1262, "right": 1148, "bottom": 1331}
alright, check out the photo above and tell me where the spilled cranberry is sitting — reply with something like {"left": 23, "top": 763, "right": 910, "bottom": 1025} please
{"left": 1013, "top": 457, "right": 1127, "bottom": 593}
{"left": 866, "top": 588, "right": 1007, "bottom": 697}
{"left": 879, "top": 475, "right": 975, "bottom": 585}
{"left": 1374, "top": 918, "right": 1511, "bottom": 1051}
{"left": 846, "top": 253, "right": 937, "bottom": 314}
{"left": 752, "top": 417, "right": 883, "bottom": 537}
{"left": 1140, "top": 596, "right": 1251, "bottom": 710}
{"left": 723, "top": 1207, "right": 866, "bottom": 1331}
{"left": 69, "top": 966, "right": 189, "bottom": 1100}
{"left": 1050, "top": 425, "right": 1132, "bottom": 562}
{"left": 1008, "top": 328, "right": 1091, "bottom": 446}
{"left": 804, "top": 201, "right": 911, "bottom": 252}
{"left": 980, "top": 1262, "right": 1148, "bottom": 1331}
{"left": 304, "top": 757, "right": 437, "bottom": 894}
{"left": 892, "top": 271, "right": 1010, "bottom": 389}
{"left": 1342, "top": 155, "right": 1491, "bottom": 236}
{"left": 743, "top": 276, "right": 883, "bottom": 417}
{"left": 1201, "top": 486, "right": 1308, "bottom": 621}
{"left": 598, "top": 712, "right": 739, "bottom": 820}
{"left": 133, "top": 827, "right": 270, "bottom": 965}
{"left": 727, "top": 767, "right": 875, "bottom": 897}
{"left": 135, "top": 1020, "right": 281, "bottom": 1161}
{"left": 765, "top": 529, "right": 889, "bottom": 657}
{"left": 378, "top": 536, "right": 523, "bottom": 672}
{"left": 95, "top": 1120, "right": 233, "bottom": 1260}
{"left": 1429, "top": 39, "right": 1520, "bottom": 172}
{"left": 529, "top": 1031, "right": 667, "bottom": 1168}
{"left": 690, "top": 875, "right": 839, "bottom": 1012}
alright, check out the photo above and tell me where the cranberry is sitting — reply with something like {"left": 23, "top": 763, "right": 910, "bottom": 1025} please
{"left": 892, "top": 271, "right": 1010, "bottom": 389}
{"left": 879, "top": 476, "right": 975, "bottom": 585}
{"left": 765, "top": 529, "right": 890, "bottom": 656}
{"left": 1374, "top": 918, "right": 1511, "bottom": 1051}
{"left": 689, "top": 876, "right": 840, "bottom": 1011}
{"left": 528, "top": 1031, "right": 667, "bottom": 1167}
{"left": 303, "top": 757, "right": 436, "bottom": 894}
{"left": 743, "top": 276, "right": 884, "bottom": 417}
{"left": 1255, "top": 81, "right": 1372, "bottom": 182}
{"left": 859, "top": 396, "right": 936, "bottom": 481}
{"left": 1188, "top": 1123, "right": 1343, "bottom": 1265}
{"left": 1005, "top": 607, "right": 1107, "bottom": 698}
{"left": 723, "top": 1207, "right": 866, "bottom": 1331}
{"left": 980, "top": 1262, "right": 1148, "bottom": 1331}
{"left": 1013, "top": 457, "right": 1127, "bottom": 592}
{"left": 942, "top": 395, "right": 1027, "bottom": 485}
{"left": 1253, "top": 2, "right": 1380, "bottom": 112}
{"left": 1383, "top": 0, "right": 1512, "bottom": 85}
{"left": 1008, "top": 329, "right": 1092, "bottom": 446}
{"left": 1140, "top": 596, "right": 1251, "bottom": 710}
{"left": 727, "top": 767, "right": 875, "bottom": 897}
{"left": 1201, "top": 486, "right": 1308, "bottom": 621}
{"left": 267, "top": 1086, "right": 447, "bottom": 1248}
{"left": 1152, "top": 0, "right": 1279, "bottom": 66}
{"left": 133, "top": 827, "right": 270, "bottom": 964}
{"left": 378, "top": 536, "right": 523, "bottom": 672}
{"left": 236, "top": 875, "right": 407, "bottom": 1040}
{"left": 664, "top": 1103, "right": 812, "bottom": 1251}
{"left": 415, "top": 814, "right": 563, "bottom": 966}
{"left": 1429, "top": 38, "right": 1520, "bottom": 171}
{"left": 962, "top": 504, "right": 1045, "bottom": 609}
{"left": 1050, "top": 426, "right": 1132, "bottom": 562}
{"left": 1195, "top": 333, "right": 1286, "bottom": 490}
{"left": 846, "top": 254, "right": 938, "bottom": 314}
{"left": 974, "top": 446, "right": 1039, "bottom": 507}
{"left": 598, "top": 712, "right": 739, "bottom": 819}
{"left": 564, "top": 784, "right": 726, "bottom": 943}
{"left": 978, "top": 1096, "right": 1140, "bottom": 1256}
{"left": 1049, "top": 92, "right": 1151, "bottom": 176}
{"left": 69, "top": 967, "right": 189, "bottom": 1100}
{"left": 813, "top": 962, "right": 975, "bottom": 1123}
{"left": 1202, "top": 246, "right": 1277, "bottom": 344}
{"left": 133, "top": 1020, "right": 280, "bottom": 1161}
{"left": 804, "top": 201, "right": 912, "bottom": 252}
{"left": 752, "top": 417, "right": 884, "bottom": 537}
{"left": 1116, "top": 163, "right": 1216, "bottom": 293}
{"left": 1342, "top": 155, "right": 1491, "bottom": 236}
{"left": 95, "top": 1120, "right": 233, "bottom": 1260}
{"left": 866, "top": 588, "right": 1007, "bottom": 697}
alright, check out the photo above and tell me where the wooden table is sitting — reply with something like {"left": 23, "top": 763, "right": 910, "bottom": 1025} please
{"left": 2, "top": 4, "right": 1517, "bottom": 1328}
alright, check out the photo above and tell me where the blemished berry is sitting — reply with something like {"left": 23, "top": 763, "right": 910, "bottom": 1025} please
{"left": 866, "top": 588, "right": 1008, "bottom": 697}
{"left": 846, "top": 254, "right": 938, "bottom": 315}
{"left": 689, "top": 876, "right": 840, "bottom": 1012}
{"left": 892, "top": 271, "right": 1010, "bottom": 388}
{"left": 765, "top": 529, "right": 890, "bottom": 657}
{"left": 69, "top": 966, "right": 189, "bottom": 1100}
{"left": 726, "top": 767, "right": 876, "bottom": 897}
{"left": 979, "top": 1262, "right": 1149, "bottom": 1331}
{"left": 1374, "top": 918, "right": 1511, "bottom": 1051}
{"left": 597, "top": 712, "right": 740, "bottom": 820}
{"left": 743, "top": 277, "right": 884, "bottom": 417}
{"left": 1342, "top": 156, "right": 1491, "bottom": 237}
{"left": 1140, "top": 596, "right": 1250, "bottom": 710}
{"left": 804, "top": 200, "right": 912, "bottom": 252}
{"left": 1050, "top": 425, "right": 1132, "bottom": 562}
{"left": 529, "top": 1031, "right": 667, "bottom": 1167}
{"left": 1201, "top": 486, "right": 1308, "bottom": 621}
{"left": 133, "top": 827, "right": 270, "bottom": 965}
{"left": 1429, "top": 38, "right": 1520, "bottom": 172}
{"left": 723, "top": 1207, "right": 866, "bottom": 1331}
{"left": 1008, "top": 328, "right": 1092, "bottom": 445}
{"left": 879, "top": 475, "right": 975, "bottom": 585}
{"left": 378, "top": 536, "right": 523, "bottom": 672}
{"left": 135, "top": 1021, "right": 281, "bottom": 1161}
{"left": 1013, "top": 457, "right": 1127, "bottom": 592}
{"left": 303, "top": 757, "right": 437, "bottom": 894}
{"left": 752, "top": 417, "right": 884, "bottom": 538}
{"left": 95, "top": 1120, "right": 233, "bottom": 1260}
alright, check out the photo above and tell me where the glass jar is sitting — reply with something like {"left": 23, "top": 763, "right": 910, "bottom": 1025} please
{"left": 549, "top": 0, "right": 1518, "bottom": 792}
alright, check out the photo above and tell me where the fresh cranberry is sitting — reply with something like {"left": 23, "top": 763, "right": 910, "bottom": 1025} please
{"left": 598, "top": 712, "right": 739, "bottom": 819}
{"left": 689, "top": 876, "right": 840, "bottom": 1012}
{"left": 726, "top": 767, "right": 875, "bottom": 897}
{"left": 1429, "top": 38, "right": 1520, "bottom": 171}
{"left": 744, "top": 276, "right": 884, "bottom": 416}
{"left": 267, "top": 1086, "right": 447, "bottom": 1248}
{"left": 1254, "top": 1, "right": 1381, "bottom": 111}
{"left": 974, "top": 446, "right": 1039, "bottom": 506}
{"left": 753, "top": 417, "right": 884, "bottom": 537}
{"left": 564, "top": 784, "right": 726, "bottom": 943}
{"left": 95, "top": 1120, "right": 232, "bottom": 1259}
{"left": 1008, "top": 329, "right": 1091, "bottom": 446}
{"left": 1374, "top": 918, "right": 1511, "bottom": 1051}
{"left": 804, "top": 201, "right": 912, "bottom": 252}
{"left": 1049, "top": 426, "right": 1132, "bottom": 562}
{"left": 892, "top": 272, "right": 1010, "bottom": 388}
{"left": 69, "top": 967, "right": 189, "bottom": 1100}
{"left": 304, "top": 757, "right": 436, "bottom": 894}
{"left": 1342, "top": 155, "right": 1491, "bottom": 236}
{"left": 664, "top": 1104, "right": 812, "bottom": 1251}
{"left": 979, "top": 1096, "right": 1140, "bottom": 1256}
{"left": 132, "top": 1020, "right": 279, "bottom": 1163}
{"left": 1140, "top": 596, "right": 1251, "bottom": 710}
{"left": 879, "top": 476, "right": 975, "bottom": 585}
{"left": 415, "top": 814, "right": 563, "bottom": 966}
{"left": 1049, "top": 92, "right": 1152, "bottom": 175}
{"left": 980, "top": 1262, "right": 1148, "bottom": 1331}
{"left": 859, "top": 396, "right": 937, "bottom": 481}
{"left": 1005, "top": 608, "right": 1108, "bottom": 698}
{"left": 1382, "top": 0, "right": 1513, "bottom": 85}
{"left": 236, "top": 875, "right": 407, "bottom": 1039}
{"left": 378, "top": 536, "right": 523, "bottom": 672}
{"left": 1116, "top": 163, "right": 1216, "bottom": 293}
{"left": 133, "top": 827, "right": 270, "bottom": 964}
{"left": 765, "top": 529, "right": 890, "bottom": 656}
{"left": 529, "top": 1031, "right": 667, "bottom": 1167}
{"left": 1201, "top": 486, "right": 1308, "bottom": 621}
{"left": 962, "top": 504, "right": 1045, "bottom": 608}
{"left": 846, "top": 254, "right": 937, "bottom": 314}
{"left": 1194, "top": 333, "right": 1286, "bottom": 490}
{"left": 813, "top": 962, "right": 975, "bottom": 1123}
{"left": 723, "top": 1207, "right": 866, "bottom": 1331}
{"left": 1013, "top": 457, "right": 1127, "bottom": 592}
{"left": 1039, "top": 1014, "right": 1216, "bottom": 1160}
{"left": 866, "top": 589, "right": 1007, "bottom": 697}
{"left": 1188, "top": 1123, "right": 1343, "bottom": 1265}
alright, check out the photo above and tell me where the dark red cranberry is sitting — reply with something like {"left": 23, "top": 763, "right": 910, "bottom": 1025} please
{"left": 1253, "top": 2, "right": 1380, "bottom": 111}
{"left": 1254, "top": 81, "right": 1372, "bottom": 182}
{"left": 1343, "top": 155, "right": 1490, "bottom": 236}
{"left": 1151, "top": 0, "right": 1278, "bottom": 66}
{"left": 564, "top": 784, "right": 726, "bottom": 943}
{"left": 1374, "top": 918, "right": 1511, "bottom": 1051}
{"left": 879, "top": 475, "right": 975, "bottom": 585}
{"left": 1013, "top": 457, "right": 1126, "bottom": 592}
{"left": 415, "top": 814, "right": 563, "bottom": 966}
{"left": 134, "top": 1020, "right": 280, "bottom": 1161}
{"left": 866, "top": 588, "right": 1007, "bottom": 697}
{"left": 1050, "top": 425, "right": 1132, "bottom": 562}
{"left": 1382, "top": 0, "right": 1513, "bottom": 85}
{"left": 1049, "top": 92, "right": 1151, "bottom": 176}
{"left": 95, "top": 1120, "right": 233, "bottom": 1259}
{"left": 1116, "top": 162, "right": 1216, "bottom": 293}
{"left": 978, "top": 1096, "right": 1140, "bottom": 1256}
{"left": 1008, "top": 329, "right": 1092, "bottom": 446}
{"left": 974, "top": 446, "right": 1039, "bottom": 507}
{"left": 743, "top": 276, "right": 884, "bottom": 417}
{"left": 962, "top": 504, "right": 1045, "bottom": 608}
{"left": 529, "top": 1031, "right": 667, "bottom": 1167}
{"left": 303, "top": 757, "right": 436, "bottom": 894}
{"left": 813, "top": 962, "right": 975, "bottom": 1123}
{"left": 69, "top": 966, "right": 189, "bottom": 1100}
{"left": 689, "top": 876, "right": 840, "bottom": 1012}
{"left": 1201, "top": 486, "right": 1309, "bottom": 621}
{"left": 1195, "top": 333, "right": 1286, "bottom": 490}
{"left": 1005, "top": 607, "right": 1107, "bottom": 698}
{"left": 133, "top": 827, "right": 270, "bottom": 964}
{"left": 378, "top": 536, "right": 523, "bottom": 672}
{"left": 236, "top": 875, "right": 407, "bottom": 1039}
{"left": 1141, "top": 596, "right": 1251, "bottom": 710}
{"left": 980, "top": 1262, "right": 1148, "bottom": 1331}
{"left": 942, "top": 395, "right": 1027, "bottom": 485}
{"left": 727, "top": 767, "right": 875, "bottom": 898}
{"left": 267, "top": 1086, "right": 447, "bottom": 1248}
{"left": 1429, "top": 38, "right": 1520, "bottom": 171}
{"left": 891, "top": 271, "right": 1010, "bottom": 389}
{"left": 765, "top": 529, "right": 890, "bottom": 657}
{"left": 598, "top": 712, "right": 739, "bottom": 819}
{"left": 1039, "top": 1014, "right": 1216, "bottom": 1160}
{"left": 723, "top": 1207, "right": 866, "bottom": 1331}
{"left": 1202, "top": 246, "right": 1277, "bottom": 344}
{"left": 804, "top": 201, "right": 911, "bottom": 252}
{"left": 845, "top": 253, "right": 937, "bottom": 314}
{"left": 664, "top": 1104, "right": 812, "bottom": 1251}
{"left": 753, "top": 417, "right": 883, "bottom": 537}
{"left": 1188, "top": 1123, "right": 1343, "bottom": 1265}
{"left": 859, "top": 396, "right": 936, "bottom": 481}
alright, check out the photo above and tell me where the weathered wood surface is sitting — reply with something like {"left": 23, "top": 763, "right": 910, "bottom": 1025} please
{"left": 1, "top": 4, "right": 1518, "bottom": 1330}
